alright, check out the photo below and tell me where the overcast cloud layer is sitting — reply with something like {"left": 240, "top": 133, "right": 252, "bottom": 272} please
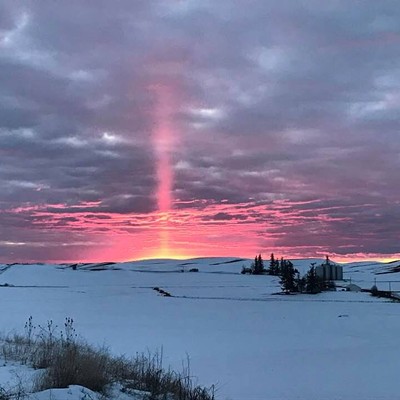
{"left": 1, "top": 0, "right": 399, "bottom": 262}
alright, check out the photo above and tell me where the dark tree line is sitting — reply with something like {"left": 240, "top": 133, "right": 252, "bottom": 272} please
{"left": 241, "top": 254, "right": 266, "bottom": 275}
{"left": 242, "top": 252, "right": 326, "bottom": 294}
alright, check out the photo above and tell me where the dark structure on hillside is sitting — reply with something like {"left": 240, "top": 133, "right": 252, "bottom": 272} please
{"left": 315, "top": 256, "right": 343, "bottom": 281}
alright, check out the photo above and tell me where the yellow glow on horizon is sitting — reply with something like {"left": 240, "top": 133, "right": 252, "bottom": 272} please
{"left": 127, "top": 244, "right": 196, "bottom": 261}
{"left": 135, "top": 251, "right": 196, "bottom": 261}
{"left": 331, "top": 256, "right": 400, "bottom": 264}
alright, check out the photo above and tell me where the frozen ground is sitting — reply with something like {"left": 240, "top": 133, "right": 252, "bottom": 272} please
{"left": 0, "top": 257, "right": 400, "bottom": 400}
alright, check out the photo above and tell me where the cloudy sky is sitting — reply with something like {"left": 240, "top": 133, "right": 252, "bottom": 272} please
{"left": 1, "top": 0, "right": 399, "bottom": 263}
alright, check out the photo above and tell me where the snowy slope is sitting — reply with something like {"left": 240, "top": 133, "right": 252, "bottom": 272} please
{"left": 0, "top": 258, "right": 400, "bottom": 399}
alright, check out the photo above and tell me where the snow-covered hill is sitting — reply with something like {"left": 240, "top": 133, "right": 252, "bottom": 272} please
{"left": 0, "top": 257, "right": 400, "bottom": 399}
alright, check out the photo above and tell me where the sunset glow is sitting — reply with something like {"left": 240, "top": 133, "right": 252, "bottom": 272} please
{"left": 0, "top": 1, "right": 399, "bottom": 263}
{"left": 152, "top": 83, "right": 175, "bottom": 257}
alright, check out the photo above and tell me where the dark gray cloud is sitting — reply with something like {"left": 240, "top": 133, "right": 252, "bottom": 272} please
{"left": 0, "top": 0, "right": 399, "bottom": 261}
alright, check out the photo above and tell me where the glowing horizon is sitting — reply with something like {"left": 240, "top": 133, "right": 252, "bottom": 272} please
{"left": 1, "top": 2, "right": 399, "bottom": 263}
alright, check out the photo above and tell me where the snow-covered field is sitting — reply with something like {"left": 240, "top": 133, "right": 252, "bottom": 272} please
{"left": 0, "top": 257, "right": 400, "bottom": 400}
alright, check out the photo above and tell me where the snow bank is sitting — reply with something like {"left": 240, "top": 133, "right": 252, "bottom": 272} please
{"left": 0, "top": 258, "right": 399, "bottom": 399}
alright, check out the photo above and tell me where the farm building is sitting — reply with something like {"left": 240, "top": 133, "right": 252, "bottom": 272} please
{"left": 315, "top": 256, "right": 343, "bottom": 281}
{"left": 346, "top": 283, "right": 362, "bottom": 292}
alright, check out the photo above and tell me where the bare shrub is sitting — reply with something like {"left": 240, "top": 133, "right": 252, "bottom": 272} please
{"left": 1, "top": 333, "right": 29, "bottom": 364}
{"left": 1, "top": 317, "right": 216, "bottom": 400}
{"left": 0, "top": 387, "right": 8, "bottom": 400}
{"left": 112, "top": 351, "right": 215, "bottom": 400}
{"left": 35, "top": 342, "right": 111, "bottom": 394}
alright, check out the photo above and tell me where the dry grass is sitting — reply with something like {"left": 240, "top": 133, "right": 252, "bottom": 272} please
{"left": 0, "top": 317, "right": 216, "bottom": 400}
{"left": 34, "top": 342, "right": 111, "bottom": 393}
{"left": 0, "top": 388, "right": 8, "bottom": 400}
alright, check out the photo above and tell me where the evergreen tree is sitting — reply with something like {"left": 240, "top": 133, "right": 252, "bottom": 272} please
{"left": 305, "top": 266, "right": 322, "bottom": 294}
{"left": 252, "top": 254, "right": 264, "bottom": 275}
{"left": 257, "top": 254, "right": 264, "bottom": 274}
{"left": 268, "top": 253, "right": 282, "bottom": 276}
{"left": 279, "top": 260, "right": 297, "bottom": 293}
{"left": 251, "top": 255, "right": 258, "bottom": 275}
{"left": 269, "top": 253, "right": 275, "bottom": 275}
{"left": 254, "top": 255, "right": 259, "bottom": 274}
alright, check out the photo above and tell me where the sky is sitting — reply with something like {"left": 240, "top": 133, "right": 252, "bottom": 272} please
{"left": 0, "top": 0, "right": 399, "bottom": 263}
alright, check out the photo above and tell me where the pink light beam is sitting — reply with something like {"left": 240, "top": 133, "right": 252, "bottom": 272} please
{"left": 152, "top": 83, "right": 176, "bottom": 258}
